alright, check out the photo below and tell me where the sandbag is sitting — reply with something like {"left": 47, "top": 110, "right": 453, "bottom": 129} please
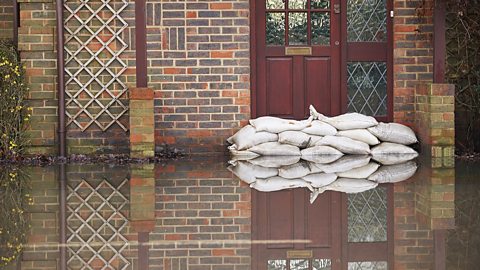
{"left": 368, "top": 122, "right": 417, "bottom": 145}
{"left": 279, "top": 162, "right": 321, "bottom": 179}
{"left": 250, "top": 177, "right": 313, "bottom": 192}
{"left": 324, "top": 178, "right": 378, "bottom": 193}
{"left": 372, "top": 153, "right": 419, "bottom": 165}
{"left": 249, "top": 142, "right": 301, "bottom": 156}
{"left": 319, "top": 155, "right": 371, "bottom": 174}
{"left": 316, "top": 135, "right": 370, "bottom": 155}
{"left": 228, "top": 145, "right": 260, "bottom": 158}
{"left": 337, "top": 129, "right": 380, "bottom": 145}
{"left": 336, "top": 162, "right": 380, "bottom": 179}
{"left": 228, "top": 161, "right": 278, "bottom": 184}
{"left": 227, "top": 125, "right": 278, "bottom": 150}
{"left": 371, "top": 142, "right": 418, "bottom": 165}
{"left": 303, "top": 173, "right": 337, "bottom": 188}
{"left": 301, "top": 153, "right": 343, "bottom": 164}
{"left": 301, "top": 145, "right": 344, "bottom": 156}
{"left": 250, "top": 116, "right": 313, "bottom": 133}
{"left": 278, "top": 131, "right": 313, "bottom": 148}
{"left": 302, "top": 120, "right": 337, "bottom": 136}
{"left": 249, "top": 155, "right": 301, "bottom": 168}
{"left": 368, "top": 161, "right": 418, "bottom": 183}
{"left": 310, "top": 105, "right": 377, "bottom": 130}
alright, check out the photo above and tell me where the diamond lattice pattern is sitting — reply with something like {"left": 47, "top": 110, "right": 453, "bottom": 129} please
{"left": 347, "top": 0, "right": 387, "bottom": 42}
{"left": 66, "top": 178, "right": 130, "bottom": 270}
{"left": 348, "top": 187, "right": 387, "bottom": 242}
{"left": 64, "top": 0, "right": 129, "bottom": 132}
{"left": 347, "top": 62, "right": 387, "bottom": 116}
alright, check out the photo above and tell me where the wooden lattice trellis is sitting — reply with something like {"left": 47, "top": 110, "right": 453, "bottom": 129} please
{"left": 64, "top": 0, "right": 129, "bottom": 132}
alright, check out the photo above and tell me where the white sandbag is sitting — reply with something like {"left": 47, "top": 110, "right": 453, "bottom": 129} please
{"left": 228, "top": 145, "right": 260, "bottom": 158}
{"left": 301, "top": 145, "right": 344, "bottom": 156}
{"left": 278, "top": 131, "right": 313, "bottom": 148}
{"left": 371, "top": 142, "right": 418, "bottom": 165}
{"left": 372, "top": 153, "right": 419, "bottom": 165}
{"left": 337, "top": 162, "right": 380, "bottom": 179}
{"left": 312, "top": 108, "right": 378, "bottom": 130}
{"left": 227, "top": 125, "right": 278, "bottom": 150}
{"left": 249, "top": 155, "right": 301, "bottom": 168}
{"left": 301, "top": 153, "right": 343, "bottom": 164}
{"left": 368, "top": 161, "right": 418, "bottom": 183}
{"left": 319, "top": 155, "right": 371, "bottom": 174}
{"left": 279, "top": 162, "right": 320, "bottom": 179}
{"left": 249, "top": 142, "right": 301, "bottom": 156}
{"left": 303, "top": 173, "right": 338, "bottom": 188}
{"left": 337, "top": 129, "right": 380, "bottom": 145}
{"left": 228, "top": 161, "right": 278, "bottom": 184}
{"left": 249, "top": 116, "right": 313, "bottom": 133}
{"left": 324, "top": 178, "right": 378, "bottom": 193}
{"left": 316, "top": 135, "right": 371, "bottom": 155}
{"left": 302, "top": 120, "right": 337, "bottom": 136}
{"left": 368, "top": 122, "right": 418, "bottom": 145}
{"left": 250, "top": 177, "right": 313, "bottom": 192}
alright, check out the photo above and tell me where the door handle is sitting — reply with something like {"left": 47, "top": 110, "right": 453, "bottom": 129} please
{"left": 334, "top": 4, "right": 340, "bottom": 14}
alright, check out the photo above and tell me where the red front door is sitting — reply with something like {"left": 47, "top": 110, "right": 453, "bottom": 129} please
{"left": 254, "top": 0, "right": 341, "bottom": 119}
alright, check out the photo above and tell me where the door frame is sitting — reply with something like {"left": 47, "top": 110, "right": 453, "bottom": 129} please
{"left": 250, "top": 0, "right": 394, "bottom": 121}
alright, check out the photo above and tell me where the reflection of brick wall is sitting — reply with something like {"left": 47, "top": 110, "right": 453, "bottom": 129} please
{"left": 0, "top": 0, "right": 13, "bottom": 40}
{"left": 393, "top": 0, "right": 434, "bottom": 126}
{"left": 147, "top": 1, "right": 251, "bottom": 154}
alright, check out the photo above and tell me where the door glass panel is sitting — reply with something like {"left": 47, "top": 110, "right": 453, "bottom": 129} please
{"left": 348, "top": 261, "right": 388, "bottom": 270}
{"left": 290, "top": 259, "right": 309, "bottom": 270}
{"left": 311, "top": 12, "right": 330, "bottom": 45}
{"left": 347, "top": 0, "right": 387, "bottom": 42}
{"left": 268, "top": 260, "right": 287, "bottom": 270}
{"left": 288, "top": 12, "right": 308, "bottom": 45}
{"left": 289, "top": 0, "right": 307, "bottom": 9}
{"left": 313, "top": 259, "right": 332, "bottom": 270}
{"left": 267, "top": 0, "right": 285, "bottom": 9}
{"left": 348, "top": 187, "right": 387, "bottom": 242}
{"left": 311, "top": 0, "right": 330, "bottom": 9}
{"left": 267, "top": 12, "right": 286, "bottom": 45}
{"left": 347, "top": 62, "right": 387, "bottom": 116}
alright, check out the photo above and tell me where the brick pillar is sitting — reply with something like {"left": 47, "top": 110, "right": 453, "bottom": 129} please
{"left": 130, "top": 164, "right": 155, "bottom": 227}
{"left": 130, "top": 88, "right": 155, "bottom": 158}
{"left": 415, "top": 83, "right": 455, "bottom": 157}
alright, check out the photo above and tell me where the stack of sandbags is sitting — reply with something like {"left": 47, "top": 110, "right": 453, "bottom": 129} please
{"left": 228, "top": 105, "right": 419, "bottom": 165}
{"left": 228, "top": 155, "right": 418, "bottom": 204}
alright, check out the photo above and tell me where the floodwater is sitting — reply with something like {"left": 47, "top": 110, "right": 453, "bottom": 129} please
{"left": 0, "top": 155, "right": 478, "bottom": 270}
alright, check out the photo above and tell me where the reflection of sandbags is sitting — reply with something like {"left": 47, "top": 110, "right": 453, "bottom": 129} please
{"left": 302, "top": 120, "right": 337, "bottom": 136}
{"left": 227, "top": 125, "right": 278, "bottom": 150}
{"left": 318, "top": 112, "right": 378, "bottom": 130}
{"left": 250, "top": 177, "right": 313, "bottom": 192}
{"left": 301, "top": 153, "right": 343, "bottom": 164}
{"left": 319, "top": 155, "right": 371, "bottom": 174}
{"left": 337, "top": 129, "right": 380, "bottom": 145}
{"left": 279, "top": 162, "right": 321, "bottom": 179}
{"left": 371, "top": 142, "right": 418, "bottom": 165}
{"left": 303, "top": 173, "right": 337, "bottom": 188}
{"left": 249, "top": 142, "right": 301, "bottom": 156}
{"left": 324, "top": 178, "right": 378, "bottom": 193}
{"left": 337, "top": 162, "right": 380, "bottom": 179}
{"left": 228, "top": 161, "right": 278, "bottom": 184}
{"left": 368, "top": 161, "right": 418, "bottom": 183}
{"left": 249, "top": 155, "right": 301, "bottom": 168}
{"left": 301, "top": 145, "right": 343, "bottom": 156}
{"left": 368, "top": 122, "right": 417, "bottom": 145}
{"left": 310, "top": 188, "right": 324, "bottom": 204}
{"left": 250, "top": 116, "right": 313, "bottom": 133}
{"left": 278, "top": 131, "right": 313, "bottom": 148}
{"left": 316, "top": 135, "right": 370, "bottom": 155}
{"left": 228, "top": 145, "right": 260, "bottom": 158}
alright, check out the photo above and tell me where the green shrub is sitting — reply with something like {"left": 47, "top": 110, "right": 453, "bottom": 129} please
{"left": 0, "top": 40, "right": 30, "bottom": 159}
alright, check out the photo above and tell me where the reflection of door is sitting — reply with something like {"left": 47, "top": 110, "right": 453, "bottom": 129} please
{"left": 252, "top": 0, "right": 392, "bottom": 120}
{"left": 251, "top": 185, "right": 394, "bottom": 270}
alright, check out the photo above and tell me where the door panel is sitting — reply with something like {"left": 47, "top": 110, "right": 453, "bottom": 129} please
{"left": 266, "top": 58, "right": 294, "bottom": 117}
{"left": 266, "top": 190, "right": 295, "bottom": 249}
{"left": 305, "top": 57, "right": 331, "bottom": 116}
{"left": 305, "top": 191, "right": 332, "bottom": 248}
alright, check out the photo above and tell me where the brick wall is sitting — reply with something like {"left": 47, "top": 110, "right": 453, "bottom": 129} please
{"left": 393, "top": 0, "right": 434, "bottom": 126}
{"left": 0, "top": 0, "right": 13, "bottom": 40}
{"left": 146, "top": 1, "right": 251, "bottom": 154}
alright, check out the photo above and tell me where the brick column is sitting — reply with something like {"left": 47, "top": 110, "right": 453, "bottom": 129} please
{"left": 415, "top": 83, "right": 455, "bottom": 157}
{"left": 130, "top": 88, "right": 155, "bottom": 158}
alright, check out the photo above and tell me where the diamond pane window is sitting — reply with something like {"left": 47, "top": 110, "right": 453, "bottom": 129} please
{"left": 267, "top": 12, "right": 286, "bottom": 45}
{"left": 348, "top": 261, "right": 388, "bottom": 270}
{"left": 348, "top": 187, "right": 387, "bottom": 242}
{"left": 347, "top": 62, "right": 387, "bottom": 116}
{"left": 347, "top": 0, "right": 387, "bottom": 42}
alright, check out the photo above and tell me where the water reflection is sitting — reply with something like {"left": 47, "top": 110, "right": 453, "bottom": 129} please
{"left": 1, "top": 156, "right": 474, "bottom": 269}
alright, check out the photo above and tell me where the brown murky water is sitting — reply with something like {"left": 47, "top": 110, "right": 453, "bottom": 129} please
{"left": 0, "top": 155, "right": 478, "bottom": 270}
